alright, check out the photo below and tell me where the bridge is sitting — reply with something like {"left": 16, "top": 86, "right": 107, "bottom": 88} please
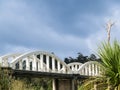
{"left": 0, "top": 51, "right": 103, "bottom": 90}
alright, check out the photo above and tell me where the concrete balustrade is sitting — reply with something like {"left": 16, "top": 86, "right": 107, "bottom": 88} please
{"left": 52, "top": 57, "right": 55, "bottom": 72}
{"left": 33, "top": 55, "right": 36, "bottom": 71}
{"left": 40, "top": 54, "right": 43, "bottom": 71}
{"left": 0, "top": 51, "right": 104, "bottom": 90}
{"left": 0, "top": 51, "right": 102, "bottom": 77}
{"left": 46, "top": 55, "right": 49, "bottom": 72}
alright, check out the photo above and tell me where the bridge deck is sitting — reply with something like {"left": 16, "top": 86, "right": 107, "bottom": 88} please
{"left": 12, "top": 69, "right": 89, "bottom": 79}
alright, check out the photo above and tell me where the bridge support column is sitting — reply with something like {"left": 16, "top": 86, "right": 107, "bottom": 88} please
{"left": 52, "top": 79, "right": 57, "bottom": 90}
{"left": 52, "top": 79, "right": 76, "bottom": 90}
{"left": 72, "top": 79, "right": 75, "bottom": 90}
{"left": 94, "top": 83, "right": 97, "bottom": 90}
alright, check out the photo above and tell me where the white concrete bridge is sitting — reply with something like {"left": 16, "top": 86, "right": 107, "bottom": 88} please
{"left": 0, "top": 50, "right": 104, "bottom": 90}
{"left": 0, "top": 50, "right": 102, "bottom": 77}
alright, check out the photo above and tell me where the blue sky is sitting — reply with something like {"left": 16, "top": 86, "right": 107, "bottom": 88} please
{"left": 0, "top": 0, "right": 120, "bottom": 60}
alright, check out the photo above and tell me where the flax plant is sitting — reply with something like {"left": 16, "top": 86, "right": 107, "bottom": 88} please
{"left": 98, "top": 40, "right": 120, "bottom": 90}
{"left": 79, "top": 40, "right": 120, "bottom": 90}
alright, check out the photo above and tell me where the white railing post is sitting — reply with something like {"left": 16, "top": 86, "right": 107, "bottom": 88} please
{"left": 46, "top": 55, "right": 49, "bottom": 72}
{"left": 89, "top": 64, "right": 91, "bottom": 76}
{"left": 57, "top": 61, "right": 60, "bottom": 72}
{"left": 19, "top": 60, "right": 22, "bottom": 70}
{"left": 33, "top": 54, "right": 36, "bottom": 71}
{"left": 26, "top": 57, "right": 29, "bottom": 70}
{"left": 52, "top": 57, "right": 55, "bottom": 72}
{"left": 40, "top": 54, "right": 43, "bottom": 71}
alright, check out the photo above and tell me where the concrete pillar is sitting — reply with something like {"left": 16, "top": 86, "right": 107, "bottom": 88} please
{"left": 0, "top": 57, "right": 2, "bottom": 65}
{"left": 94, "top": 83, "right": 97, "bottom": 90}
{"left": 40, "top": 54, "right": 43, "bottom": 71}
{"left": 57, "top": 61, "right": 60, "bottom": 72}
{"left": 72, "top": 65, "right": 74, "bottom": 71}
{"left": 89, "top": 64, "right": 91, "bottom": 76}
{"left": 52, "top": 79, "right": 57, "bottom": 90}
{"left": 38, "top": 61, "right": 40, "bottom": 71}
{"left": 26, "top": 57, "right": 29, "bottom": 70}
{"left": 33, "top": 55, "right": 36, "bottom": 71}
{"left": 95, "top": 65, "right": 98, "bottom": 75}
{"left": 46, "top": 55, "right": 50, "bottom": 72}
{"left": 57, "top": 79, "right": 74, "bottom": 90}
{"left": 19, "top": 60, "right": 22, "bottom": 70}
{"left": 75, "top": 65, "right": 77, "bottom": 71}
{"left": 81, "top": 69, "right": 84, "bottom": 75}
{"left": 62, "top": 65, "right": 66, "bottom": 73}
{"left": 52, "top": 57, "right": 55, "bottom": 72}
{"left": 52, "top": 79, "right": 76, "bottom": 90}
{"left": 85, "top": 66, "right": 88, "bottom": 75}
{"left": 98, "top": 66, "right": 101, "bottom": 75}
{"left": 92, "top": 64, "right": 94, "bottom": 76}
{"left": 72, "top": 79, "right": 75, "bottom": 90}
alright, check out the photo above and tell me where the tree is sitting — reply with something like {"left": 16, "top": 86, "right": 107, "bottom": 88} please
{"left": 88, "top": 54, "right": 97, "bottom": 61}
{"left": 77, "top": 52, "right": 88, "bottom": 63}
{"left": 64, "top": 52, "right": 98, "bottom": 64}
{"left": 64, "top": 58, "right": 70, "bottom": 64}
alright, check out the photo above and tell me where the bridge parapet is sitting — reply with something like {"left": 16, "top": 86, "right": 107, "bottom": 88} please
{"left": 67, "top": 61, "right": 103, "bottom": 76}
{"left": 0, "top": 51, "right": 102, "bottom": 76}
{"left": 0, "top": 53, "right": 22, "bottom": 67}
{"left": 67, "top": 62, "right": 83, "bottom": 74}
{"left": 0, "top": 51, "right": 72, "bottom": 74}
{"left": 78, "top": 61, "right": 102, "bottom": 76}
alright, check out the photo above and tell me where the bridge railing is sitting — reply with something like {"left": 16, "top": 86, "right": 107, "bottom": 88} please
{"left": 0, "top": 51, "right": 102, "bottom": 76}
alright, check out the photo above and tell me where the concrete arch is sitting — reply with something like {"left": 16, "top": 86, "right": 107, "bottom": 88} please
{"left": 78, "top": 61, "right": 102, "bottom": 76}
{"left": 0, "top": 51, "right": 103, "bottom": 76}
{"left": 67, "top": 62, "right": 83, "bottom": 73}
{"left": 10, "top": 51, "right": 72, "bottom": 74}
{"left": 0, "top": 53, "right": 22, "bottom": 59}
{"left": 0, "top": 53, "right": 22, "bottom": 67}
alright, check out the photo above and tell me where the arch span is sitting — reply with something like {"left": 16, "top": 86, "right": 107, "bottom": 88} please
{"left": 10, "top": 51, "right": 72, "bottom": 74}
{"left": 0, "top": 53, "right": 22, "bottom": 67}
{"left": 0, "top": 51, "right": 103, "bottom": 76}
{"left": 78, "top": 61, "right": 103, "bottom": 76}
{"left": 67, "top": 62, "right": 83, "bottom": 74}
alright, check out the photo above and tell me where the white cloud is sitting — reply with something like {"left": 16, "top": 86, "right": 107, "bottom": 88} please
{"left": 1, "top": 0, "right": 120, "bottom": 60}
{"left": 0, "top": 0, "right": 90, "bottom": 59}
{"left": 83, "top": 4, "right": 120, "bottom": 56}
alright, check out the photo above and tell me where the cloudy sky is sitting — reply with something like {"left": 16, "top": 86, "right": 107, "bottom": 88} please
{"left": 0, "top": 0, "right": 120, "bottom": 60}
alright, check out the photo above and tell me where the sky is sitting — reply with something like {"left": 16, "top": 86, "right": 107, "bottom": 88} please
{"left": 0, "top": 0, "right": 120, "bottom": 60}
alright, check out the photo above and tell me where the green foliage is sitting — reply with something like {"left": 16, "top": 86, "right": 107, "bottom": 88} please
{"left": 78, "top": 77, "right": 107, "bottom": 90}
{"left": 11, "top": 79, "right": 26, "bottom": 90}
{"left": 98, "top": 40, "right": 120, "bottom": 89}
{"left": 79, "top": 40, "right": 120, "bottom": 90}
{"left": 0, "top": 68, "right": 12, "bottom": 90}
{"left": 0, "top": 67, "right": 52, "bottom": 90}
{"left": 15, "top": 77, "right": 52, "bottom": 90}
{"left": 64, "top": 53, "right": 100, "bottom": 64}
{"left": 30, "top": 78, "right": 52, "bottom": 90}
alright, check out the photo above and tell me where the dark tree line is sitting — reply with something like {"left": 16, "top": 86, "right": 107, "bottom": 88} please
{"left": 64, "top": 52, "right": 101, "bottom": 64}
